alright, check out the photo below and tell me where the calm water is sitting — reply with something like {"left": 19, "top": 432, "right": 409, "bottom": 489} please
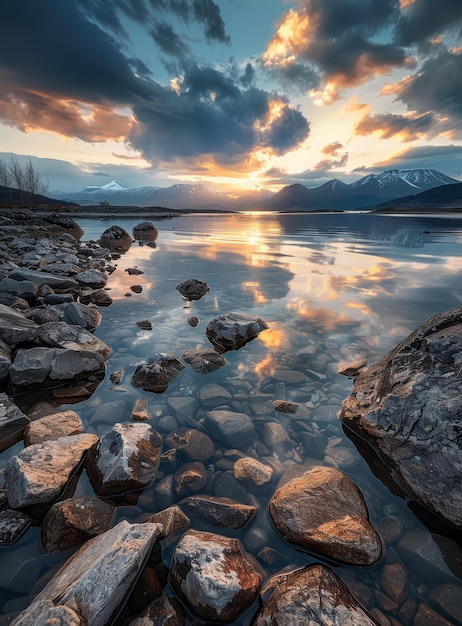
{"left": 1, "top": 212, "right": 462, "bottom": 624}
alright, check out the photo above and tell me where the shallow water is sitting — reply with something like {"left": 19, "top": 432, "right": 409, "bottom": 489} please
{"left": 1, "top": 211, "right": 462, "bottom": 624}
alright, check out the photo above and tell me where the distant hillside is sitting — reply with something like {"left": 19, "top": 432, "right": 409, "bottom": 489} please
{"left": 0, "top": 185, "right": 73, "bottom": 207}
{"left": 371, "top": 182, "right": 462, "bottom": 212}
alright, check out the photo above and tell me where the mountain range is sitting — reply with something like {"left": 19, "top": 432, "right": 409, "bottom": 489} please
{"left": 50, "top": 169, "right": 460, "bottom": 211}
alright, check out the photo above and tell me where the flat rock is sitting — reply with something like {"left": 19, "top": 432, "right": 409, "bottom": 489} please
{"left": 24, "top": 409, "right": 83, "bottom": 446}
{"left": 199, "top": 382, "right": 232, "bottom": 407}
{"left": 35, "top": 321, "right": 111, "bottom": 357}
{"left": 179, "top": 495, "right": 256, "bottom": 528}
{"left": 269, "top": 465, "right": 382, "bottom": 566}
{"left": 338, "top": 358, "right": 368, "bottom": 377}
{"left": 181, "top": 348, "right": 226, "bottom": 374}
{"left": 6, "top": 433, "right": 98, "bottom": 508}
{"left": 339, "top": 306, "right": 462, "bottom": 527}
{"left": 0, "top": 303, "right": 39, "bottom": 346}
{"left": 0, "top": 277, "right": 37, "bottom": 301}
{"left": 41, "top": 496, "right": 114, "bottom": 554}
{"left": 86, "top": 422, "right": 162, "bottom": 497}
{"left": 0, "top": 392, "right": 30, "bottom": 452}
{"left": 273, "top": 399, "right": 310, "bottom": 419}
{"left": 170, "top": 529, "right": 261, "bottom": 622}
{"left": 205, "top": 409, "right": 255, "bottom": 448}
{"left": 12, "top": 520, "right": 162, "bottom": 626}
{"left": 8, "top": 268, "right": 79, "bottom": 290}
{"left": 167, "top": 396, "right": 198, "bottom": 422}
{"left": 205, "top": 312, "right": 268, "bottom": 352}
{"left": 253, "top": 564, "right": 378, "bottom": 625}
{"left": 132, "top": 353, "right": 185, "bottom": 393}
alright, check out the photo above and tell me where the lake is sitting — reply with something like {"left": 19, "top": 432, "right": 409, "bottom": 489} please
{"left": 1, "top": 211, "right": 462, "bottom": 624}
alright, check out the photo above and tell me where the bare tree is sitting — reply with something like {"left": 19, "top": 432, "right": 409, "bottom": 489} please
{"left": 0, "top": 156, "right": 49, "bottom": 204}
{"left": 0, "top": 158, "right": 11, "bottom": 188}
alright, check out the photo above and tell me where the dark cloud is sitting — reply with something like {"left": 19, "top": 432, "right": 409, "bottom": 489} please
{"left": 191, "top": 0, "right": 230, "bottom": 44}
{"left": 240, "top": 63, "right": 256, "bottom": 88}
{"left": 264, "top": 62, "right": 320, "bottom": 95}
{"left": 262, "top": 107, "right": 310, "bottom": 154}
{"left": 395, "top": 0, "right": 462, "bottom": 46}
{"left": 150, "top": 21, "right": 191, "bottom": 58}
{"left": 391, "top": 49, "right": 462, "bottom": 125}
{"left": 355, "top": 111, "right": 437, "bottom": 141}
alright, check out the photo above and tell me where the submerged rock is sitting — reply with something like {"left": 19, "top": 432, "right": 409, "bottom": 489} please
{"left": 132, "top": 353, "right": 185, "bottom": 393}
{"left": 339, "top": 306, "right": 462, "bottom": 527}
{"left": 133, "top": 221, "right": 158, "bottom": 243}
{"left": 179, "top": 495, "right": 256, "bottom": 529}
{"left": 181, "top": 348, "right": 226, "bottom": 374}
{"left": 269, "top": 465, "right": 382, "bottom": 566}
{"left": 254, "top": 564, "right": 378, "bottom": 625}
{"left": 206, "top": 312, "right": 268, "bottom": 352}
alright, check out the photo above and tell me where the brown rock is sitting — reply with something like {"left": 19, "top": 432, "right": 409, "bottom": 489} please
{"left": 174, "top": 462, "right": 207, "bottom": 495}
{"left": 234, "top": 457, "right": 273, "bottom": 486}
{"left": 128, "top": 595, "right": 186, "bottom": 626}
{"left": 165, "top": 427, "right": 214, "bottom": 463}
{"left": 380, "top": 563, "right": 408, "bottom": 605}
{"left": 24, "top": 410, "right": 83, "bottom": 446}
{"left": 428, "top": 583, "right": 462, "bottom": 625}
{"left": 130, "top": 397, "right": 151, "bottom": 421}
{"left": 179, "top": 495, "right": 256, "bottom": 528}
{"left": 143, "top": 505, "right": 190, "bottom": 539}
{"left": 414, "top": 603, "right": 456, "bottom": 626}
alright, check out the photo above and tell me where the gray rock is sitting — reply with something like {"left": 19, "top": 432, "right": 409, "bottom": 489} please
{"left": 199, "top": 383, "right": 232, "bottom": 407}
{"left": 339, "top": 306, "right": 462, "bottom": 527}
{"left": 205, "top": 409, "right": 255, "bottom": 448}
{"left": 34, "top": 321, "right": 111, "bottom": 357}
{"left": 206, "top": 312, "right": 268, "bottom": 352}
{"left": 165, "top": 427, "right": 215, "bottom": 463}
{"left": 86, "top": 423, "right": 162, "bottom": 497}
{"left": 398, "top": 529, "right": 462, "bottom": 582}
{"left": 6, "top": 433, "right": 98, "bottom": 508}
{"left": 75, "top": 269, "right": 108, "bottom": 288}
{"left": 428, "top": 583, "right": 462, "bottom": 625}
{"left": 8, "top": 268, "right": 79, "bottom": 290}
{"left": 0, "top": 393, "right": 30, "bottom": 452}
{"left": 41, "top": 496, "right": 114, "bottom": 554}
{"left": 269, "top": 466, "right": 382, "bottom": 566}
{"left": 254, "top": 564, "right": 378, "bottom": 625}
{"left": 132, "top": 353, "right": 185, "bottom": 393}
{"left": 0, "top": 339, "right": 11, "bottom": 383}
{"left": 24, "top": 409, "right": 83, "bottom": 446}
{"left": 180, "top": 495, "right": 256, "bottom": 528}
{"left": 181, "top": 348, "right": 226, "bottom": 374}
{"left": 273, "top": 399, "right": 310, "bottom": 419}
{"left": 132, "top": 221, "right": 158, "bottom": 243}
{"left": 188, "top": 315, "right": 200, "bottom": 327}
{"left": 262, "top": 421, "right": 293, "bottom": 453}
{"left": 11, "top": 520, "right": 162, "bottom": 626}
{"left": 0, "top": 303, "right": 39, "bottom": 346}
{"left": 62, "top": 301, "right": 102, "bottom": 330}
{"left": 176, "top": 278, "right": 210, "bottom": 301}
{"left": 167, "top": 396, "right": 198, "bottom": 422}
{"left": 170, "top": 530, "right": 261, "bottom": 622}
{"left": 0, "top": 277, "right": 37, "bottom": 301}
{"left": 9, "top": 347, "right": 105, "bottom": 387}
{"left": 0, "top": 509, "right": 31, "bottom": 546}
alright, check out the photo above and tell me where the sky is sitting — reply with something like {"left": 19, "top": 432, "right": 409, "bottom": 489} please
{"left": 0, "top": 0, "right": 461, "bottom": 194}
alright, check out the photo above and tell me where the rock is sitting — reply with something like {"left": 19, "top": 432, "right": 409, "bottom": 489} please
{"left": 170, "top": 530, "right": 261, "bottom": 622}
{"left": 0, "top": 509, "right": 31, "bottom": 546}
{"left": 6, "top": 433, "right": 98, "bottom": 508}
{"left": 99, "top": 225, "right": 132, "bottom": 252}
{"left": 86, "top": 423, "right": 162, "bottom": 497}
{"left": 176, "top": 278, "right": 210, "bottom": 301}
{"left": 132, "top": 353, "right": 185, "bottom": 393}
{"left": 205, "top": 409, "right": 255, "bottom": 448}
{"left": 199, "top": 383, "right": 232, "bottom": 407}
{"left": 12, "top": 520, "right": 162, "bottom": 626}
{"left": 174, "top": 461, "right": 207, "bottom": 495}
{"left": 179, "top": 495, "right": 256, "bottom": 528}
{"left": 131, "top": 284, "right": 143, "bottom": 293}
{"left": 0, "top": 338, "right": 11, "bottom": 383}
{"left": 414, "top": 603, "right": 456, "bottom": 626}
{"left": 167, "top": 396, "right": 198, "bottom": 422}
{"left": 165, "top": 427, "right": 215, "bottom": 463}
{"left": 0, "top": 303, "right": 39, "bottom": 345}
{"left": 338, "top": 358, "right": 368, "bottom": 377}
{"left": 34, "top": 321, "right": 111, "bottom": 357}
{"left": 234, "top": 457, "right": 273, "bottom": 486}
{"left": 75, "top": 269, "right": 108, "bottom": 289}
{"left": 397, "top": 529, "right": 461, "bottom": 582}
{"left": 269, "top": 466, "right": 382, "bottom": 566}
{"left": 273, "top": 399, "right": 310, "bottom": 419}
{"left": 0, "top": 277, "right": 38, "bottom": 301}
{"left": 130, "top": 397, "right": 152, "bottom": 421}
{"left": 62, "top": 301, "right": 102, "bottom": 331}
{"left": 380, "top": 563, "right": 408, "bottom": 605}
{"left": 143, "top": 505, "right": 190, "bottom": 539}
{"left": 188, "top": 315, "right": 200, "bottom": 327}
{"left": 254, "top": 564, "right": 377, "bottom": 625}
{"left": 181, "top": 348, "right": 226, "bottom": 374}
{"left": 24, "top": 409, "right": 83, "bottom": 446}
{"left": 8, "top": 268, "right": 79, "bottom": 290}
{"left": 0, "top": 393, "right": 30, "bottom": 452}
{"left": 262, "top": 421, "right": 293, "bottom": 453}
{"left": 339, "top": 306, "right": 462, "bottom": 527}
{"left": 9, "top": 346, "right": 105, "bottom": 388}
{"left": 125, "top": 267, "right": 144, "bottom": 275}
{"left": 132, "top": 221, "right": 158, "bottom": 243}
{"left": 428, "top": 583, "right": 462, "bottom": 625}
{"left": 84, "top": 287, "right": 114, "bottom": 306}
{"left": 137, "top": 319, "right": 153, "bottom": 330}
{"left": 128, "top": 595, "right": 186, "bottom": 626}
{"left": 205, "top": 312, "right": 268, "bottom": 352}
{"left": 110, "top": 368, "right": 124, "bottom": 384}
{"left": 41, "top": 496, "right": 114, "bottom": 554}
{"left": 44, "top": 293, "right": 74, "bottom": 304}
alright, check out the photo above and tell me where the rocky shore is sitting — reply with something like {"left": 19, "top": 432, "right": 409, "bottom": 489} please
{"left": 0, "top": 207, "right": 461, "bottom": 625}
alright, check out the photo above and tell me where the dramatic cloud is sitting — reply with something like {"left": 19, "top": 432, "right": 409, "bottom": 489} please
{"left": 395, "top": 0, "right": 462, "bottom": 46}
{"left": 263, "top": 0, "right": 410, "bottom": 101}
{"left": 150, "top": 21, "right": 191, "bottom": 59}
{"left": 355, "top": 111, "right": 437, "bottom": 141}
{"left": 370, "top": 145, "right": 462, "bottom": 178}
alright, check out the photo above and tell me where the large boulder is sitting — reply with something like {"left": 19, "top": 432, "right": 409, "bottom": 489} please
{"left": 8, "top": 268, "right": 79, "bottom": 290}
{"left": 176, "top": 278, "right": 210, "bottom": 301}
{"left": 269, "top": 466, "right": 382, "bottom": 566}
{"left": 11, "top": 520, "right": 162, "bottom": 626}
{"left": 205, "top": 312, "right": 268, "bottom": 352}
{"left": 132, "top": 221, "right": 158, "bottom": 243}
{"left": 34, "top": 321, "right": 111, "bottom": 357}
{"left": 170, "top": 530, "right": 261, "bottom": 622}
{"left": 253, "top": 564, "right": 378, "bottom": 625}
{"left": 99, "top": 225, "right": 132, "bottom": 252}
{"left": 339, "top": 306, "right": 462, "bottom": 528}
{"left": 0, "top": 303, "right": 39, "bottom": 346}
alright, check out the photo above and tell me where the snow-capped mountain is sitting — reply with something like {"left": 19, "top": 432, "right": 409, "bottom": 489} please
{"left": 349, "top": 169, "right": 457, "bottom": 190}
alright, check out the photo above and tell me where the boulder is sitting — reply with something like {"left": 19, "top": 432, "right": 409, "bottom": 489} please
{"left": 253, "top": 564, "right": 378, "bottom": 625}
{"left": 339, "top": 306, "right": 462, "bottom": 527}
{"left": 269, "top": 466, "right": 382, "bottom": 566}
{"left": 8, "top": 268, "right": 79, "bottom": 290}
{"left": 179, "top": 495, "right": 256, "bottom": 528}
{"left": 62, "top": 301, "right": 102, "bottom": 331}
{"left": 75, "top": 269, "right": 108, "bottom": 288}
{"left": 24, "top": 409, "right": 83, "bottom": 446}
{"left": 132, "top": 221, "right": 158, "bottom": 243}
{"left": 6, "top": 433, "right": 98, "bottom": 508}
{"left": 205, "top": 312, "right": 268, "bottom": 352}
{"left": 128, "top": 595, "right": 186, "bottom": 626}
{"left": 11, "top": 520, "right": 162, "bottom": 626}
{"left": 204, "top": 409, "right": 255, "bottom": 449}
{"left": 9, "top": 347, "right": 105, "bottom": 388}
{"left": 0, "top": 303, "right": 39, "bottom": 346}
{"left": 170, "top": 530, "right": 261, "bottom": 622}
{"left": 176, "top": 278, "right": 210, "bottom": 301}
{"left": 143, "top": 505, "right": 190, "bottom": 540}
{"left": 0, "top": 277, "right": 37, "bottom": 302}
{"left": 34, "top": 321, "right": 111, "bottom": 357}
{"left": 99, "top": 225, "right": 132, "bottom": 252}
{"left": 132, "top": 353, "right": 185, "bottom": 393}
{"left": 86, "top": 423, "right": 162, "bottom": 497}
{"left": 0, "top": 392, "right": 30, "bottom": 452}
{"left": 181, "top": 348, "right": 226, "bottom": 374}
{"left": 0, "top": 339, "right": 11, "bottom": 383}
{"left": 41, "top": 496, "right": 114, "bottom": 554}
{"left": 165, "top": 427, "right": 215, "bottom": 463}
